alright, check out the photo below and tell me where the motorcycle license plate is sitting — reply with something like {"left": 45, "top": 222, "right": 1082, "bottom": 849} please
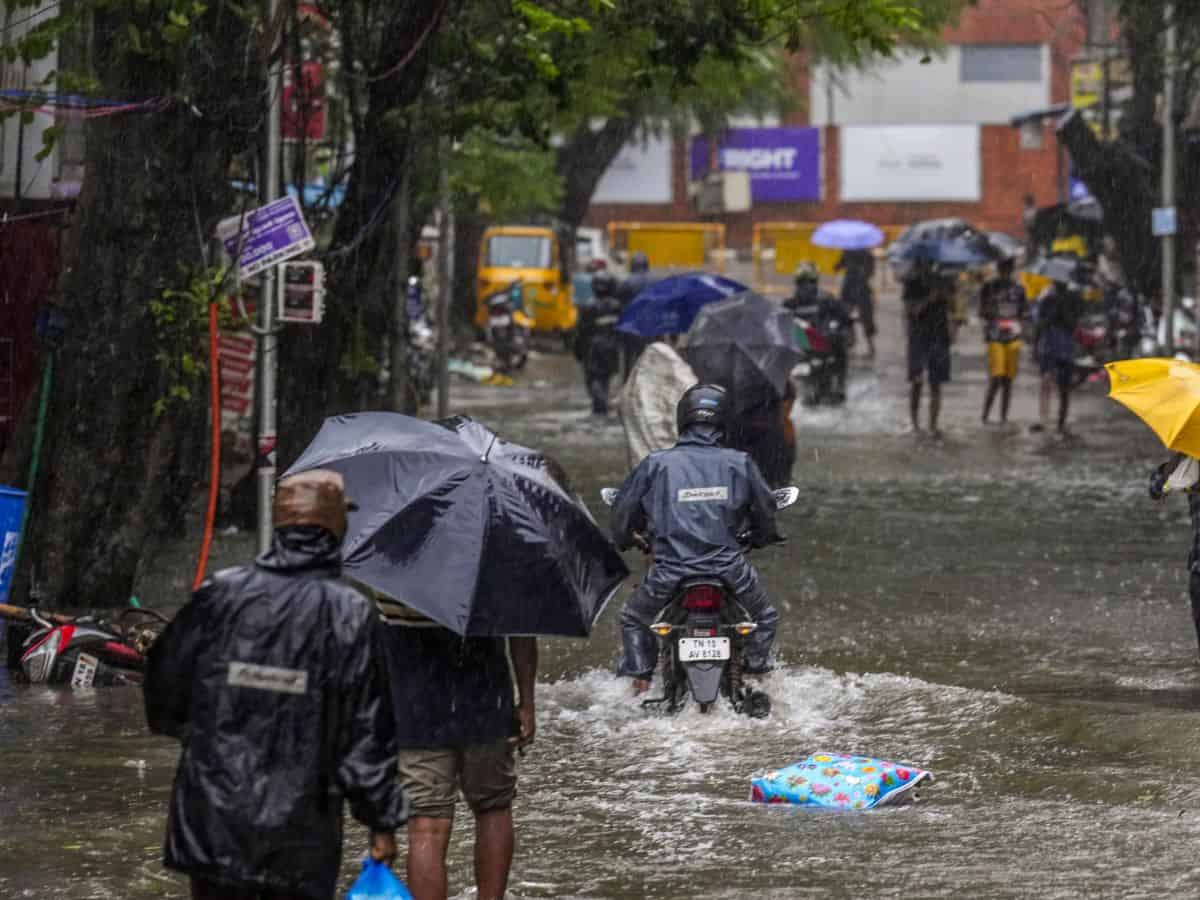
{"left": 71, "top": 653, "right": 99, "bottom": 689}
{"left": 678, "top": 637, "right": 730, "bottom": 662}
{"left": 490, "top": 314, "right": 511, "bottom": 326}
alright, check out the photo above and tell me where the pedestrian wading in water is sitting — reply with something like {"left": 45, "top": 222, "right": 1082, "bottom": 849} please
{"left": 1150, "top": 454, "right": 1200, "bottom": 656}
{"left": 145, "top": 470, "right": 406, "bottom": 900}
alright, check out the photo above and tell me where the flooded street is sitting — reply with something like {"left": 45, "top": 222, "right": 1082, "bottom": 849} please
{"left": 4, "top": 293, "right": 1200, "bottom": 899}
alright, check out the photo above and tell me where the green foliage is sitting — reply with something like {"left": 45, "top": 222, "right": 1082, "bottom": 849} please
{"left": 150, "top": 266, "right": 227, "bottom": 418}
{"left": 451, "top": 127, "right": 563, "bottom": 219}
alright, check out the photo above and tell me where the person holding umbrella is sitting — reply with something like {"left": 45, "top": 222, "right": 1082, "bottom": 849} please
{"left": 284, "top": 412, "right": 629, "bottom": 900}
{"left": 1109, "top": 360, "right": 1200, "bottom": 656}
{"left": 1148, "top": 454, "right": 1200, "bottom": 656}
{"left": 812, "top": 220, "right": 884, "bottom": 360}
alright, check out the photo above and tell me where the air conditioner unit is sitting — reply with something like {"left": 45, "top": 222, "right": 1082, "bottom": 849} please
{"left": 694, "top": 171, "right": 751, "bottom": 215}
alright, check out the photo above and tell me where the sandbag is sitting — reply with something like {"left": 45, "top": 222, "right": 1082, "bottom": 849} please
{"left": 750, "top": 752, "right": 932, "bottom": 810}
{"left": 618, "top": 341, "right": 697, "bottom": 467}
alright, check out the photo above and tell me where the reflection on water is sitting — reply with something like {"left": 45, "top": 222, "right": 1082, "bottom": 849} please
{"left": 6, "top": 332, "right": 1200, "bottom": 898}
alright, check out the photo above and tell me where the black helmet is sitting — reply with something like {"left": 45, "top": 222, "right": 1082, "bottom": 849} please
{"left": 630, "top": 251, "right": 650, "bottom": 273}
{"left": 676, "top": 383, "right": 728, "bottom": 433}
{"left": 592, "top": 270, "right": 617, "bottom": 297}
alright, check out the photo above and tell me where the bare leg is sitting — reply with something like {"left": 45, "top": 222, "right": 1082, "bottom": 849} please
{"left": 929, "top": 383, "right": 942, "bottom": 435}
{"left": 1057, "top": 380, "right": 1070, "bottom": 432}
{"left": 999, "top": 377, "right": 1013, "bottom": 423}
{"left": 474, "top": 807, "right": 515, "bottom": 900}
{"left": 909, "top": 380, "right": 922, "bottom": 431}
{"left": 982, "top": 377, "right": 1000, "bottom": 422}
{"left": 1036, "top": 374, "right": 1052, "bottom": 430}
{"left": 408, "top": 817, "right": 453, "bottom": 900}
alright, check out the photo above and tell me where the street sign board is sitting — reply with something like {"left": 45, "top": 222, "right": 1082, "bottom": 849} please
{"left": 1153, "top": 206, "right": 1177, "bottom": 237}
{"left": 277, "top": 260, "right": 326, "bottom": 324}
{"left": 216, "top": 195, "right": 315, "bottom": 278}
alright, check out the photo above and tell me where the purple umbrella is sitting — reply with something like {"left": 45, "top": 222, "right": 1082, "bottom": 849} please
{"left": 812, "top": 220, "right": 885, "bottom": 251}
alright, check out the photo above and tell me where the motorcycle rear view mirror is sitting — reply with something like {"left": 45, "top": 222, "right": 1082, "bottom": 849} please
{"left": 600, "top": 488, "right": 619, "bottom": 507}
{"left": 773, "top": 487, "right": 799, "bottom": 510}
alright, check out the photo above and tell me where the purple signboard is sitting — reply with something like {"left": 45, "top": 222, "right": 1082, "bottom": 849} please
{"left": 216, "top": 195, "right": 315, "bottom": 278}
{"left": 690, "top": 127, "right": 821, "bottom": 203}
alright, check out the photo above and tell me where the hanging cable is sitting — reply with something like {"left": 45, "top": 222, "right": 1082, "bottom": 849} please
{"left": 192, "top": 302, "right": 222, "bottom": 590}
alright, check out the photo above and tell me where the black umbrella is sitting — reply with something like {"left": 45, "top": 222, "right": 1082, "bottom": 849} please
{"left": 285, "top": 412, "right": 630, "bottom": 636}
{"left": 680, "top": 291, "right": 804, "bottom": 400}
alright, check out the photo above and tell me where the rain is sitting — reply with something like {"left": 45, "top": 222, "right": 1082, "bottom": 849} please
{"left": 4, "top": 1, "right": 1200, "bottom": 899}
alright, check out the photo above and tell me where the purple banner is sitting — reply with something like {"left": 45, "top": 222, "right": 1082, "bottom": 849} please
{"left": 690, "top": 127, "right": 821, "bottom": 203}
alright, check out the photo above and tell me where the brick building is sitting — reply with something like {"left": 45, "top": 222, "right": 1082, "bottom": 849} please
{"left": 583, "top": 0, "right": 1089, "bottom": 249}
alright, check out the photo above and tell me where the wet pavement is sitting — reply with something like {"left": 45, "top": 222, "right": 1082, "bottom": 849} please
{"left": 3, "top": 289, "right": 1200, "bottom": 898}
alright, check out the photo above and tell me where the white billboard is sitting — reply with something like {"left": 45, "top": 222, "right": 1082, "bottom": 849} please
{"left": 591, "top": 134, "right": 674, "bottom": 205}
{"left": 840, "top": 126, "right": 981, "bottom": 202}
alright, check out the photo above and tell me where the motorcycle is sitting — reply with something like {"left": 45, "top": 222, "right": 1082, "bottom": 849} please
{"left": 1071, "top": 310, "right": 1110, "bottom": 387}
{"left": 790, "top": 314, "right": 852, "bottom": 406}
{"left": 406, "top": 315, "right": 437, "bottom": 408}
{"left": 485, "top": 281, "right": 532, "bottom": 373}
{"left": 15, "top": 606, "right": 167, "bottom": 688}
{"left": 599, "top": 485, "right": 799, "bottom": 718}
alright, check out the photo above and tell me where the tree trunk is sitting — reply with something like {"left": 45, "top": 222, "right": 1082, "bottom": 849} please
{"left": 277, "top": 1, "right": 450, "bottom": 466}
{"left": 15, "top": 4, "right": 258, "bottom": 606}
{"left": 1058, "top": 111, "right": 1160, "bottom": 299}
{"left": 556, "top": 117, "right": 643, "bottom": 232}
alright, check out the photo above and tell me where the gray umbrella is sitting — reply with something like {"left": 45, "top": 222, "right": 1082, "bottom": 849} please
{"left": 679, "top": 291, "right": 804, "bottom": 400}
{"left": 1028, "top": 255, "right": 1081, "bottom": 284}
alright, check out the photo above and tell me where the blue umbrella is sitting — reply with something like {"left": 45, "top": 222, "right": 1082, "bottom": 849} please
{"left": 617, "top": 273, "right": 747, "bottom": 338}
{"left": 899, "top": 238, "right": 991, "bottom": 269}
{"left": 812, "top": 219, "right": 884, "bottom": 251}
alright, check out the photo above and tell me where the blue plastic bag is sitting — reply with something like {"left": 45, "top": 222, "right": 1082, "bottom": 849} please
{"left": 346, "top": 858, "right": 413, "bottom": 900}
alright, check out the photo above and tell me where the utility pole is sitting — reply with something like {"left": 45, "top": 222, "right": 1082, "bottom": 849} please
{"left": 257, "top": 0, "right": 283, "bottom": 553}
{"left": 1162, "top": 2, "right": 1177, "bottom": 357}
{"left": 435, "top": 152, "right": 453, "bottom": 418}
{"left": 390, "top": 159, "right": 413, "bottom": 413}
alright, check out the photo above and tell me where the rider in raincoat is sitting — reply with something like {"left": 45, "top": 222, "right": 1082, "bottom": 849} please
{"left": 611, "top": 384, "right": 782, "bottom": 691}
{"left": 145, "top": 470, "right": 406, "bottom": 900}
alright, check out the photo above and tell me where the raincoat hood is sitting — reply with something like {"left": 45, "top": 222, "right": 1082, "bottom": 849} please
{"left": 273, "top": 468, "right": 353, "bottom": 538}
{"left": 678, "top": 423, "right": 724, "bottom": 447}
{"left": 256, "top": 525, "right": 342, "bottom": 575}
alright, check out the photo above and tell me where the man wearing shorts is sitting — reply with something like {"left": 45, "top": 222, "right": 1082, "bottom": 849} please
{"left": 378, "top": 598, "right": 537, "bottom": 900}
{"left": 903, "top": 257, "right": 954, "bottom": 435}
{"left": 979, "top": 257, "right": 1028, "bottom": 425}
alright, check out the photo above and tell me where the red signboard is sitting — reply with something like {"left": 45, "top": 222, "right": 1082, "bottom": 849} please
{"left": 218, "top": 333, "right": 256, "bottom": 417}
{"left": 281, "top": 61, "right": 325, "bottom": 142}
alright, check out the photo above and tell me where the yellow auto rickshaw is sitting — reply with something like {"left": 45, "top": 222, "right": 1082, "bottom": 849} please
{"left": 476, "top": 226, "right": 576, "bottom": 336}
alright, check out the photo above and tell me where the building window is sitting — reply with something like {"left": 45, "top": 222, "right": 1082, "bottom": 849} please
{"left": 960, "top": 44, "right": 1042, "bottom": 83}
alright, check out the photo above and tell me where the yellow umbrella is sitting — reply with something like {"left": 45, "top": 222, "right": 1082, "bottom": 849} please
{"left": 1106, "top": 358, "right": 1200, "bottom": 455}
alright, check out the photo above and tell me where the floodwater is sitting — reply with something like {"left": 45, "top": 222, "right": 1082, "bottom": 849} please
{"left": 4, "top": 292, "right": 1200, "bottom": 899}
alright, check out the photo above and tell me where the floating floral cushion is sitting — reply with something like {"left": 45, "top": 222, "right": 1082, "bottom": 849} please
{"left": 750, "top": 752, "right": 932, "bottom": 810}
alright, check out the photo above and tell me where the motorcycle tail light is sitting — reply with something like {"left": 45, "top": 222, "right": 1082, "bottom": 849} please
{"left": 734, "top": 622, "right": 758, "bottom": 636}
{"left": 805, "top": 326, "right": 831, "bottom": 354}
{"left": 21, "top": 631, "right": 62, "bottom": 684}
{"left": 681, "top": 585, "right": 723, "bottom": 611}
{"left": 650, "top": 622, "right": 673, "bottom": 636}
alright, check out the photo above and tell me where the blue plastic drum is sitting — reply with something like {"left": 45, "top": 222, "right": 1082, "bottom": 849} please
{"left": 0, "top": 486, "right": 28, "bottom": 603}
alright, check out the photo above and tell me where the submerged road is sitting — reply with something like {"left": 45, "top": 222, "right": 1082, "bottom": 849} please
{"left": 3, "top": 288, "right": 1199, "bottom": 898}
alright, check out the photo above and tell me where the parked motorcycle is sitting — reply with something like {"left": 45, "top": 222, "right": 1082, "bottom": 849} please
{"left": 599, "top": 485, "right": 798, "bottom": 718}
{"left": 15, "top": 607, "right": 166, "bottom": 688}
{"left": 485, "top": 281, "right": 532, "bottom": 372}
{"left": 406, "top": 315, "right": 437, "bottom": 408}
